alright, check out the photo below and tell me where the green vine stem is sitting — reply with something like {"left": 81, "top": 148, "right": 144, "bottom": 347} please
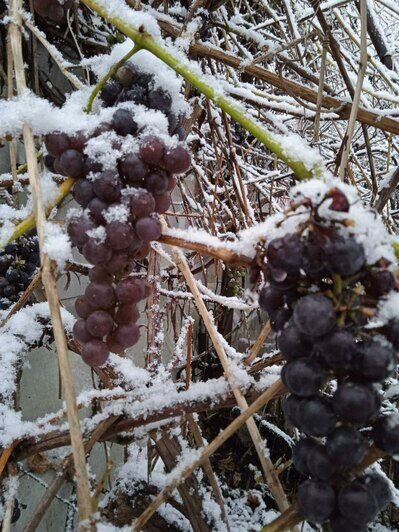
{"left": 85, "top": 44, "right": 141, "bottom": 113}
{"left": 81, "top": 0, "right": 322, "bottom": 181}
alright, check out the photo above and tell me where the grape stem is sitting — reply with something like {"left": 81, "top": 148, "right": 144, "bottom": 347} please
{"left": 80, "top": 0, "right": 322, "bottom": 181}
{"left": 85, "top": 44, "right": 142, "bottom": 113}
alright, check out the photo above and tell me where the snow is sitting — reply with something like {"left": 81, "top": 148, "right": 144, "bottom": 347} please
{"left": 43, "top": 222, "right": 73, "bottom": 270}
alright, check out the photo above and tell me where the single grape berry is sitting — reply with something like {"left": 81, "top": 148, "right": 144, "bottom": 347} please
{"left": 44, "top": 132, "right": 70, "bottom": 157}
{"left": 93, "top": 171, "right": 123, "bottom": 203}
{"left": 355, "top": 341, "right": 396, "bottom": 382}
{"left": 135, "top": 217, "right": 162, "bottom": 241}
{"left": 115, "top": 278, "right": 145, "bottom": 305}
{"left": 86, "top": 310, "right": 114, "bottom": 338}
{"left": 330, "top": 512, "right": 367, "bottom": 532}
{"left": 148, "top": 86, "right": 172, "bottom": 112}
{"left": 315, "top": 329, "right": 355, "bottom": 371}
{"left": 264, "top": 265, "right": 299, "bottom": 292}
{"left": 100, "top": 80, "right": 123, "bottom": 107}
{"left": 58, "top": 149, "right": 84, "bottom": 178}
{"left": 145, "top": 171, "right": 169, "bottom": 195}
{"left": 72, "top": 179, "right": 95, "bottom": 207}
{"left": 106, "top": 221, "right": 137, "bottom": 250}
{"left": 325, "top": 237, "right": 365, "bottom": 277}
{"left": 67, "top": 215, "right": 95, "bottom": 246}
{"left": 283, "top": 394, "right": 303, "bottom": 427}
{"left": 362, "top": 473, "right": 392, "bottom": 511}
{"left": 113, "top": 323, "right": 140, "bottom": 348}
{"left": 269, "top": 307, "right": 292, "bottom": 331}
{"left": 302, "top": 241, "right": 327, "bottom": 279}
{"left": 337, "top": 482, "right": 379, "bottom": 526}
{"left": 332, "top": 382, "right": 380, "bottom": 426}
{"left": 297, "top": 397, "right": 337, "bottom": 437}
{"left": 154, "top": 193, "right": 171, "bottom": 214}
{"left": 112, "top": 109, "right": 138, "bottom": 136}
{"left": 292, "top": 437, "right": 317, "bottom": 476}
{"left": 115, "top": 304, "right": 140, "bottom": 325}
{"left": 327, "top": 188, "right": 350, "bottom": 212}
{"left": 88, "top": 265, "right": 113, "bottom": 284}
{"left": 281, "top": 358, "right": 326, "bottom": 397}
{"left": 277, "top": 323, "right": 312, "bottom": 360}
{"left": 85, "top": 282, "right": 115, "bottom": 310}
{"left": 115, "top": 63, "right": 137, "bottom": 86}
{"left": 81, "top": 339, "right": 110, "bottom": 366}
{"left": 372, "top": 414, "right": 399, "bottom": 455}
{"left": 120, "top": 154, "right": 149, "bottom": 186}
{"left": 163, "top": 145, "right": 191, "bottom": 174}
{"left": 297, "top": 479, "right": 335, "bottom": 524}
{"left": 73, "top": 320, "right": 94, "bottom": 344}
{"left": 104, "top": 251, "right": 131, "bottom": 274}
{"left": 307, "top": 444, "right": 338, "bottom": 481}
{"left": 258, "top": 285, "right": 284, "bottom": 314}
{"left": 87, "top": 198, "right": 108, "bottom": 224}
{"left": 266, "top": 234, "right": 304, "bottom": 273}
{"left": 326, "top": 427, "right": 368, "bottom": 468}
{"left": 366, "top": 269, "right": 395, "bottom": 297}
{"left": 82, "top": 239, "right": 112, "bottom": 265}
{"left": 129, "top": 190, "right": 156, "bottom": 219}
{"left": 293, "top": 294, "right": 336, "bottom": 337}
{"left": 139, "top": 136, "right": 165, "bottom": 165}
{"left": 75, "top": 296, "right": 96, "bottom": 319}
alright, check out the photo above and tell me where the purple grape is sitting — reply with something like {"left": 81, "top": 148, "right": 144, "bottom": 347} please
{"left": 283, "top": 394, "right": 304, "bottom": 427}
{"left": 130, "top": 190, "right": 156, "bottom": 218}
{"left": 69, "top": 132, "right": 88, "bottom": 152}
{"left": 292, "top": 437, "right": 317, "bottom": 476}
{"left": 330, "top": 512, "right": 367, "bottom": 532}
{"left": 83, "top": 158, "right": 103, "bottom": 177}
{"left": 355, "top": 341, "right": 396, "bottom": 382}
{"left": 277, "top": 323, "right": 312, "bottom": 360}
{"left": 327, "top": 188, "right": 350, "bottom": 212}
{"left": 258, "top": 285, "right": 284, "bottom": 314}
{"left": 58, "top": 149, "right": 85, "bottom": 178}
{"left": 44, "top": 154, "right": 56, "bottom": 172}
{"left": 100, "top": 79, "right": 123, "bottom": 107}
{"left": 86, "top": 310, "right": 114, "bottom": 338}
{"left": 81, "top": 339, "right": 110, "bottom": 366}
{"left": 281, "top": 358, "right": 326, "bottom": 397}
{"left": 139, "top": 136, "right": 165, "bottom": 165}
{"left": 326, "top": 427, "right": 368, "bottom": 468}
{"left": 115, "top": 304, "right": 140, "bottom": 325}
{"left": 104, "top": 251, "right": 129, "bottom": 274}
{"left": 302, "top": 241, "right": 327, "bottom": 279}
{"left": 73, "top": 320, "right": 94, "bottom": 344}
{"left": 338, "top": 482, "right": 379, "bottom": 526}
{"left": 92, "top": 171, "right": 123, "bottom": 203}
{"left": 315, "top": 329, "right": 355, "bottom": 371}
{"left": 88, "top": 265, "right": 113, "bottom": 284}
{"left": 105, "top": 221, "right": 137, "bottom": 250}
{"left": 87, "top": 198, "right": 108, "bottom": 224}
{"left": 148, "top": 86, "right": 172, "bottom": 112}
{"left": 85, "top": 282, "right": 115, "bottom": 309}
{"left": 366, "top": 269, "right": 395, "bottom": 297}
{"left": 44, "top": 132, "right": 70, "bottom": 157}
{"left": 266, "top": 234, "right": 304, "bottom": 273}
{"left": 82, "top": 238, "right": 112, "bottom": 265}
{"left": 372, "top": 414, "right": 399, "bottom": 455}
{"left": 325, "top": 237, "right": 365, "bottom": 277}
{"left": 115, "top": 278, "right": 145, "bottom": 304}
{"left": 135, "top": 217, "right": 162, "bottom": 241}
{"left": 75, "top": 296, "right": 96, "bottom": 319}
{"left": 293, "top": 294, "right": 336, "bottom": 337}
{"left": 67, "top": 215, "right": 95, "bottom": 246}
{"left": 113, "top": 323, "right": 140, "bottom": 348}
{"left": 298, "top": 479, "right": 335, "bottom": 524}
{"left": 264, "top": 264, "right": 299, "bottom": 292}
{"left": 119, "top": 154, "right": 149, "bottom": 187}
{"left": 163, "top": 145, "right": 191, "bottom": 174}
{"left": 145, "top": 171, "right": 169, "bottom": 195}
{"left": 112, "top": 109, "right": 138, "bottom": 136}
{"left": 307, "top": 444, "right": 338, "bottom": 481}
{"left": 362, "top": 473, "right": 392, "bottom": 511}
{"left": 72, "top": 179, "right": 95, "bottom": 207}
{"left": 332, "top": 382, "right": 380, "bottom": 426}
{"left": 297, "top": 397, "right": 337, "bottom": 437}
{"left": 269, "top": 307, "right": 292, "bottom": 331}
{"left": 154, "top": 193, "right": 171, "bottom": 214}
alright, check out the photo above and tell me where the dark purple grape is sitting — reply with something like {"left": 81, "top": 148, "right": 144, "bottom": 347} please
{"left": 258, "top": 285, "right": 284, "bottom": 314}
{"left": 372, "top": 414, "right": 399, "bottom": 455}
{"left": 326, "top": 427, "right": 368, "bottom": 468}
{"left": 148, "top": 86, "right": 172, "bottom": 112}
{"left": 129, "top": 190, "right": 156, "bottom": 219}
{"left": 154, "top": 193, "right": 171, "bottom": 214}
{"left": 67, "top": 215, "right": 95, "bottom": 246}
{"left": 385, "top": 319, "right": 399, "bottom": 349}
{"left": 115, "top": 304, "right": 140, "bottom": 325}
{"left": 293, "top": 294, "right": 336, "bottom": 337}
{"left": 88, "top": 265, "right": 113, "bottom": 284}
{"left": 297, "top": 479, "right": 335, "bottom": 524}
{"left": 115, "top": 63, "right": 137, "bottom": 86}
{"left": 315, "top": 329, "right": 354, "bottom": 371}
{"left": 121, "top": 86, "right": 147, "bottom": 105}
{"left": 85, "top": 282, "right": 115, "bottom": 310}
{"left": 112, "top": 109, "right": 138, "bottom": 136}
{"left": 44, "top": 132, "right": 70, "bottom": 157}
{"left": 302, "top": 241, "right": 327, "bottom": 279}
{"left": 100, "top": 79, "right": 123, "bottom": 107}
{"left": 167, "top": 175, "right": 176, "bottom": 192}
{"left": 3, "top": 285, "right": 16, "bottom": 298}
{"left": 139, "top": 136, "right": 165, "bottom": 165}
{"left": 145, "top": 171, "right": 169, "bottom": 195}
{"left": 103, "top": 251, "right": 129, "bottom": 274}
{"left": 135, "top": 217, "right": 162, "bottom": 241}
{"left": 163, "top": 145, "right": 191, "bottom": 174}
{"left": 58, "top": 149, "right": 85, "bottom": 178}
{"left": 330, "top": 512, "right": 367, "bottom": 532}
{"left": 355, "top": 341, "right": 396, "bottom": 382}
{"left": 277, "top": 323, "right": 312, "bottom": 360}
{"left": 337, "top": 482, "right": 379, "bottom": 526}
{"left": 282, "top": 358, "right": 326, "bottom": 397}
{"left": 75, "top": 296, "right": 96, "bottom": 319}
{"left": 92, "top": 171, "right": 123, "bottom": 203}
{"left": 366, "top": 269, "right": 395, "bottom": 297}
{"left": 83, "top": 157, "right": 103, "bottom": 177}
{"left": 113, "top": 323, "right": 140, "bottom": 348}
{"left": 283, "top": 394, "right": 303, "bottom": 426}
{"left": 120, "top": 154, "right": 149, "bottom": 186}
{"left": 34, "top": 0, "right": 50, "bottom": 17}
{"left": 333, "top": 382, "right": 380, "bottom": 426}
{"left": 82, "top": 239, "right": 112, "bottom": 265}
{"left": 47, "top": 4, "right": 64, "bottom": 22}
{"left": 5, "top": 269, "right": 20, "bottom": 283}
{"left": 86, "top": 310, "right": 114, "bottom": 338}
{"left": 264, "top": 264, "right": 299, "bottom": 292}
{"left": 69, "top": 132, "right": 87, "bottom": 152}
{"left": 81, "top": 339, "right": 109, "bottom": 366}
{"left": 327, "top": 188, "right": 350, "bottom": 212}
{"left": 44, "top": 154, "right": 56, "bottom": 172}
{"left": 266, "top": 234, "right": 304, "bottom": 273}
{"left": 105, "top": 221, "right": 137, "bottom": 250}
{"left": 292, "top": 437, "right": 317, "bottom": 476}
{"left": 297, "top": 397, "right": 337, "bottom": 437}
{"left": 362, "top": 473, "right": 392, "bottom": 511}
{"left": 115, "top": 278, "right": 145, "bottom": 304}
{"left": 325, "top": 237, "right": 365, "bottom": 277}
{"left": 269, "top": 307, "right": 292, "bottom": 331}
{"left": 135, "top": 241, "right": 151, "bottom": 259}
{"left": 307, "top": 444, "right": 338, "bottom": 481}
{"left": 87, "top": 198, "right": 108, "bottom": 224}
{"left": 72, "top": 179, "right": 95, "bottom": 207}
{"left": 73, "top": 320, "right": 94, "bottom": 343}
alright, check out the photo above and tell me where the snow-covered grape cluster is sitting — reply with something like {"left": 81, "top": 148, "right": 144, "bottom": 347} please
{"left": 44, "top": 62, "right": 191, "bottom": 367}
{"left": 0, "top": 233, "right": 40, "bottom": 311}
{"left": 255, "top": 187, "right": 398, "bottom": 529}
{"left": 33, "top": 0, "right": 73, "bottom": 22}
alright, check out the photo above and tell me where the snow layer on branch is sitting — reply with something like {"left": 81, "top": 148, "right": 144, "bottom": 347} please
{"left": 43, "top": 222, "right": 73, "bottom": 270}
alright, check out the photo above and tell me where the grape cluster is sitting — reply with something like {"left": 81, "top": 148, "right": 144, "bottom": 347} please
{"left": 0, "top": 234, "right": 40, "bottom": 311}
{"left": 255, "top": 188, "right": 398, "bottom": 528}
{"left": 44, "top": 64, "right": 191, "bottom": 367}
{"left": 33, "top": 0, "right": 73, "bottom": 22}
